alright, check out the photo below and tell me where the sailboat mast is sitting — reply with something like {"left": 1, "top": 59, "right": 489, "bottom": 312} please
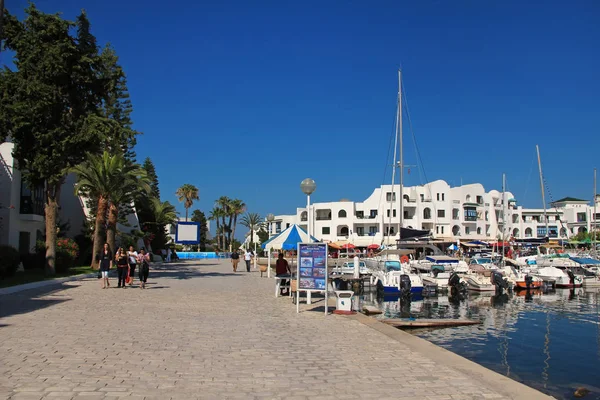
{"left": 594, "top": 168, "right": 597, "bottom": 250}
{"left": 536, "top": 145, "right": 549, "bottom": 236}
{"left": 502, "top": 173, "right": 506, "bottom": 263}
{"left": 398, "top": 69, "right": 403, "bottom": 240}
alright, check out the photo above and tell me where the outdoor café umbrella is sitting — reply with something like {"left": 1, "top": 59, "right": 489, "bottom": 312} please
{"left": 261, "top": 224, "right": 318, "bottom": 273}
{"left": 367, "top": 244, "right": 380, "bottom": 250}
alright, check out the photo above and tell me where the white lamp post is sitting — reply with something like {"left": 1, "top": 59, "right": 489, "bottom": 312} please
{"left": 266, "top": 213, "right": 275, "bottom": 278}
{"left": 300, "top": 178, "right": 317, "bottom": 239}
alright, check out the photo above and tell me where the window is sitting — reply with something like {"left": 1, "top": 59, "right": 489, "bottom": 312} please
{"left": 466, "top": 195, "right": 471, "bottom": 202}
{"left": 286, "top": 223, "right": 290, "bottom": 228}
{"left": 436, "top": 226, "right": 439, "bottom": 234}
{"left": 386, "top": 209, "right": 397, "bottom": 217}
{"left": 577, "top": 212, "right": 587, "bottom": 222}
{"left": 356, "top": 227, "right": 364, "bottom": 236}
{"left": 441, "top": 226, "right": 444, "bottom": 234}
{"left": 452, "top": 209, "right": 459, "bottom": 220}
{"left": 386, "top": 192, "right": 396, "bottom": 202}
{"left": 465, "top": 227, "right": 470, "bottom": 235}
{"left": 322, "top": 227, "right": 330, "bottom": 235}
{"left": 512, "top": 214, "right": 518, "bottom": 223}
{"left": 452, "top": 226, "right": 460, "bottom": 236}
{"left": 537, "top": 226, "right": 547, "bottom": 238}
{"left": 442, "top": 193, "right": 445, "bottom": 201}
{"left": 370, "top": 209, "right": 378, "bottom": 218}
{"left": 340, "top": 227, "right": 349, "bottom": 236}
{"left": 436, "top": 193, "right": 440, "bottom": 201}
{"left": 20, "top": 181, "right": 44, "bottom": 216}
{"left": 276, "top": 222, "right": 281, "bottom": 233}
{"left": 464, "top": 208, "right": 477, "bottom": 221}
{"left": 403, "top": 194, "right": 410, "bottom": 202}
{"left": 476, "top": 227, "right": 481, "bottom": 235}
{"left": 476, "top": 195, "right": 483, "bottom": 204}
{"left": 369, "top": 226, "right": 378, "bottom": 235}
{"left": 356, "top": 211, "right": 364, "bottom": 218}
{"left": 300, "top": 211, "right": 307, "bottom": 222}
{"left": 525, "top": 227, "right": 532, "bottom": 237}
{"left": 404, "top": 211, "right": 412, "bottom": 219}
{"left": 423, "top": 208, "right": 431, "bottom": 219}
{"left": 437, "top": 210, "right": 445, "bottom": 218}
{"left": 420, "top": 194, "right": 425, "bottom": 202}
{"left": 338, "top": 210, "right": 347, "bottom": 218}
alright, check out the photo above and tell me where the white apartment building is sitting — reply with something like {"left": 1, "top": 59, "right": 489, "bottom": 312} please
{"left": 1, "top": 141, "right": 143, "bottom": 253}
{"left": 266, "top": 180, "right": 600, "bottom": 246}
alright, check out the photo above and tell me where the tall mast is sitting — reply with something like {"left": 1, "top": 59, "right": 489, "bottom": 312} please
{"left": 594, "top": 168, "right": 597, "bottom": 250}
{"left": 502, "top": 173, "right": 506, "bottom": 264}
{"left": 398, "top": 69, "right": 403, "bottom": 239}
{"left": 536, "top": 145, "right": 549, "bottom": 237}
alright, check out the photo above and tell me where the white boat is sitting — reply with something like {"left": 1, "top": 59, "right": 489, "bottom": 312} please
{"left": 570, "top": 257, "right": 600, "bottom": 287}
{"left": 330, "top": 260, "right": 369, "bottom": 275}
{"left": 533, "top": 266, "right": 583, "bottom": 288}
{"left": 369, "top": 260, "right": 425, "bottom": 295}
{"left": 465, "top": 272, "right": 495, "bottom": 292}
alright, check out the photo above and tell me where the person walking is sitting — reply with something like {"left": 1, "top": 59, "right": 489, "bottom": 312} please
{"left": 97, "top": 243, "right": 112, "bottom": 289}
{"left": 115, "top": 248, "right": 129, "bottom": 288}
{"left": 230, "top": 250, "right": 240, "bottom": 272}
{"left": 244, "top": 249, "right": 253, "bottom": 272}
{"left": 127, "top": 246, "right": 138, "bottom": 286}
{"left": 275, "top": 253, "right": 291, "bottom": 296}
{"left": 137, "top": 248, "right": 150, "bottom": 289}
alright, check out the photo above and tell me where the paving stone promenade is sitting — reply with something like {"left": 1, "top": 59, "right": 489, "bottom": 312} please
{"left": 0, "top": 259, "right": 550, "bottom": 400}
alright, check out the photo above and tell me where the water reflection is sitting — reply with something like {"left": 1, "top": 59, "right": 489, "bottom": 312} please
{"left": 360, "top": 287, "right": 600, "bottom": 400}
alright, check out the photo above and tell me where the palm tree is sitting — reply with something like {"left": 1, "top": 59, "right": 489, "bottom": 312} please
{"left": 73, "top": 151, "right": 131, "bottom": 268}
{"left": 216, "top": 196, "right": 231, "bottom": 248}
{"left": 209, "top": 207, "right": 224, "bottom": 251}
{"left": 228, "top": 199, "right": 246, "bottom": 250}
{"left": 176, "top": 184, "right": 199, "bottom": 221}
{"left": 105, "top": 163, "right": 151, "bottom": 254}
{"left": 240, "top": 212, "right": 262, "bottom": 245}
{"left": 150, "top": 198, "right": 178, "bottom": 226}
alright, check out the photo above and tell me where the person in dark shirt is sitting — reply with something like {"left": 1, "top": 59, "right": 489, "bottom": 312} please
{"left": 230, "top": 251, "right": 240, "bottom": 272}
{"left": 97, "top": 243, "right": 113, "bottom": 289}
{"left": 275, "top": 253, "right": 290, "bottom": 295}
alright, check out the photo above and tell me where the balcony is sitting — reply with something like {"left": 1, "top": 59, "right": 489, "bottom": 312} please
{"left": 465, "top": 216, "right": 477, "bottom": 222}
{"left": 316, "top": 216, "right": 332, "bottom": 221}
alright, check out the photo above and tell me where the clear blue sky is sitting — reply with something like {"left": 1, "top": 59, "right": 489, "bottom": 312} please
{"left": 4, "top": 0, "right": 600, "bottom": 233}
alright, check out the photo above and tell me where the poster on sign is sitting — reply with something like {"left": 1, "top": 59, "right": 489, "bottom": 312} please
{"left": 296, "top": 242, "right": 328, "bottom": 315}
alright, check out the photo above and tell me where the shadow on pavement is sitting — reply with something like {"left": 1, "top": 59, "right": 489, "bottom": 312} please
{"left": 150, "top": 262, "right": 238, "bottom": 280}
{"left": 0, "top": 283, "right": 76, "bottom": 321}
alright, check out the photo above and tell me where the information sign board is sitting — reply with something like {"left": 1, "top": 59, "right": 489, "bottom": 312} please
{"left": 296, "top": 242, "right": 328, "bottom": 314}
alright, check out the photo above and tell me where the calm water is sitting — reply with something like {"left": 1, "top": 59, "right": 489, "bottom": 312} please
{"left": 360, "top": 288, "right": 600, "bottom": 400}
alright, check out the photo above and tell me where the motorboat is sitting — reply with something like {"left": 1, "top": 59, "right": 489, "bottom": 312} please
{"left": 532, "top": 266, "right": 583, "bottom": 288}
{"left": 465, "top": 272, "right": 495, "bottom": 292}
{"left": 570, "top": 257, "right": 600, "bottom": 287}
{"left": 421, "top": 265, "right": 451, "bottom": 292}
{"left": 369, "top": 260, "right": 424, "bottom": 295}
{"left": 411, "top": 255, "right": 469, "bottom": 274}
{"left": 499, "top": 264, "right": 543, "bottom": 290}
{"left": 330, "top": 260, "right": 369, "bottom": 275}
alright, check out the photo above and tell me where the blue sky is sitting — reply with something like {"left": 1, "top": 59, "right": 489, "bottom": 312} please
{"left": 3, "top": 0, "right": 600, "bottom": 232}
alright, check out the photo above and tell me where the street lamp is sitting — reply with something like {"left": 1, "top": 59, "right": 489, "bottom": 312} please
{"left": 300, "top": 178, "right": 317, "bottom": 238}
{"left": 266, "top": 213, "right": 275, "bottom": 278}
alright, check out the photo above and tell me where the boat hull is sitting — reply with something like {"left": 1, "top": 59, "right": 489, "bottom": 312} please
{"left": 514, "top": 281, "right": 543, "bottom": 290}
{"left": 382, "top": 285, "right": 423, "bottom": 295}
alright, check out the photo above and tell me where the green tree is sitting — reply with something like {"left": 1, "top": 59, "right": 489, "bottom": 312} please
{"left": 191, "top": 209, "right": 209, "bottom": 251}
{"left": 147, "top": 198, "right": 177, "bottom": 250}
{"left": 257, "top": 228, "right": 269, "bottom": 244}
{"left": 240, "top": 212, "right": 262, "bottom": 245}
{"left": 0, "top": 6, "right": 110, "bottom": 274}
{"left": 209, "top": 207, "right": 225, "bottom": 251}
{"left": 73, "top": 151, "right": 148, "bottom": 265}
{"left": 215, "top": 196, "right": 231, "bottom": 248}
{"left": 142, "top": 157, "right": 160, "bottom": 199}
{"left": 176, "top": 184, "right": 199, "bottom": 221}
{"left": 228, "top": 199, "right": 246, "bottom": 251}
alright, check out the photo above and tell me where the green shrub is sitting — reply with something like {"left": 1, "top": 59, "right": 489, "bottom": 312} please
{"left": 0, "top": 245, "right": 21, "bottom": 279}
{"left": 35, "top": 238, "right": 79, "bottom": 273}
{"left": 21, "top": 252, "right": 44, "bottom": 270}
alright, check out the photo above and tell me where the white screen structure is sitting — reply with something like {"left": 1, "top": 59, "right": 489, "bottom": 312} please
{"left": 176, "top": 223, "right": 199, "bottom": 243}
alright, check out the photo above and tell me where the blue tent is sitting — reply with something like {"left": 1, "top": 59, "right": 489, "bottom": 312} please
{"left": 261, "top": 224, "right": 319, "bottom": 250}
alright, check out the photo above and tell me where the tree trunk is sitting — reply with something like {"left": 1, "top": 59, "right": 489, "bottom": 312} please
{"left": 230, "top": 215, "right": 238, "bottom": 249}
{"left": 227, "top": 215, "right": 234, "bottom": 249}
{"left": 106, "top": 202, "right": 118, "bottom": 256}
{"left": 44, "top": 182, "right": 62, "bottom": 276}
{"left": 250, "top": 227, "right": 254, "bottom": 245}
{"left": 185, "top": 207, "right": 188, "bottom": 222}
{"left": 221, "top": 215, "right": 228, "bottom": 250}
{"left": 91, "top": 196, "right": 108, "bottom": 269}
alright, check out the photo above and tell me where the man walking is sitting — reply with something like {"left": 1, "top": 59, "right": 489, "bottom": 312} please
{"left": 244, "top": 249, "right": 253, "bottom": 272}
{"left": 231, "top": 250, "right": 240, "bottom": 272}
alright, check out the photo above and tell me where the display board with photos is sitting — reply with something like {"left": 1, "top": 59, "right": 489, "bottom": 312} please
{"left": 297, "top": 243, "right": 328, "bottom": 291}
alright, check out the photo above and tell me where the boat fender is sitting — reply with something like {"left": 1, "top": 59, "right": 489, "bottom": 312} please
{"left": 400, "top": 255, "right": 409, "bottom": 264}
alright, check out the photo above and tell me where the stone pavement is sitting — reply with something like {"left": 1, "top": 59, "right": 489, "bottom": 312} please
{"left": 0, "top": 259, "right": 549, "bottom": 400}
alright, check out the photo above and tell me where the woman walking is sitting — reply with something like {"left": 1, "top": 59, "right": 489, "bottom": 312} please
{"left": 115, "top": 248, "right": 129, "bottom": 288}
{"left": 98, "top": 243, "right": 112, "bottom": 289}
{"left": 127, "top": 246, "right": 138, "bottom": 286}
{"left": 137, "top": 248, "right": 150, "bottom": 289}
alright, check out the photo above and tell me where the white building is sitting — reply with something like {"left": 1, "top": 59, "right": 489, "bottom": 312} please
{"left": 0, "top": 141, "right": 143, "bottom": 253}
{"left": 266, "top": 180, "right": 600, "bottom": 246}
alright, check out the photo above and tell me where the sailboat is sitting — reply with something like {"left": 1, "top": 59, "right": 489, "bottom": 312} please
{"left": 366, "top": 70, "right": 425, "bottom": 295}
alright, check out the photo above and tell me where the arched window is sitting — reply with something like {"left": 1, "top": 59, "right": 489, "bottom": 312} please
{"left": 452, "top": 225, "right": 460, "bottom": 236}
{"left": 513, "top": 228, "right": 520, "bottom": 238}
{"left": 512, "top": 214, "right": 518, "bottom": 223}
{"left": 466, "top": 195, "right": 471, "bottom": 202}
{"left": 423, "top": 208, "right": 431, "bottom": 219}
{"left": 578, "top": 227, "right": 588, "bottom": 234}
{"left": 340, "top": 226, "right": 349, "bottom": 236}
{"left": 525, "top": 228, "right": 532, "bottom": 237}
{"left": 452, "top": 208, "right": 459, "bottom": 219}
{"left": 476, "top": 227, "right": 482, "bottom": 235}
{"left": 403, "top": 194, "right": 410, "bottom": 202}
{"left": 338, "top": 210, "right": 347, "bottom": 218}
{"left": 300, "top": 211, "right": 307, "bottom": 221}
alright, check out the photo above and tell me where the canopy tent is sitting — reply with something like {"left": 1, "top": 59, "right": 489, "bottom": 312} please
{"left": 261, "top": 224, "right": 318, "bottom": 250}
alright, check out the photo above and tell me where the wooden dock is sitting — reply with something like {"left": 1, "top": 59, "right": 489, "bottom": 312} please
{"left": 382, "top": 318, "right": 481, "bottom": 329}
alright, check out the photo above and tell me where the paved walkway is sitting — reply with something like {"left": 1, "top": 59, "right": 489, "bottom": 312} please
{"left": 0, "top": 260, "right": 548, "bottom": 400}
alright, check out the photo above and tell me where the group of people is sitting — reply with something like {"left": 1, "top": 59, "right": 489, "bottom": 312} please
{"left": 97, "top": 244, "right": 151, "bottom": 289}
{"left": 229, "top": 250, "right": 255, "bottom": 272}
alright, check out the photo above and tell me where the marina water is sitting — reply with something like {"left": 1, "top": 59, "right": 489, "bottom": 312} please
{"left": 362, "top": 288, "right": 600, "bottom": 399}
